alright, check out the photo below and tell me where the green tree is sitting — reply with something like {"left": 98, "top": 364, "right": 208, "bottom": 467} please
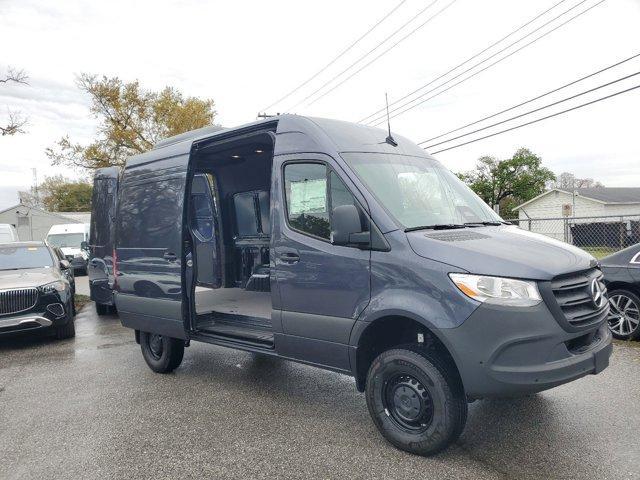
{"left": 458, "top": 148, "right": 555, "bottom": 218}
{"left": 20, "top": 176, "right": 93, "bottom": 212}
{"left": 46, "top": 73, "right": 216, "bottom": 169}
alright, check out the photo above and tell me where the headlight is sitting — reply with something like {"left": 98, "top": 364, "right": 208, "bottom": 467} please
{"left": 40, "top": 281, "right": 67, "bottom": 294}
{"left": 449, "top": 273, "right": 541, "bottom": 307}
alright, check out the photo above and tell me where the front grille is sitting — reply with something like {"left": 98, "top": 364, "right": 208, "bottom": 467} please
{"left": 550, "top": 268, "right": 609, "bottom": 329}
{"left": 0, "top": 288, "right": 39, "bottom": 315}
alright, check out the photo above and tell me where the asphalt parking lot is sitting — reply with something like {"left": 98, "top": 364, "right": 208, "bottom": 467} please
{"left": 1, "top": 305, "right": 639, "bottom": 480}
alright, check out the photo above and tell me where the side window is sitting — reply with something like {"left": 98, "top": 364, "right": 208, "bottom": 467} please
{"left": 284, "top": 163, "right": 365, "bottom": 241}
{"left": 190, "top": 194, "right": 214, "bottom": 240}
{"left": 284, "top": 163, "right": 330, "bottom": 239}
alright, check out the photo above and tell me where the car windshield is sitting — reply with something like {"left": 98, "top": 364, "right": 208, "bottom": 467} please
{"left": 0, "top": 245, "right": 54, "bottom": 270}
{"left": 47, "top": 233, "right": 84, "bottom": 248}
{"left": 340, "top": 152, "right": 503, "bottom": 229}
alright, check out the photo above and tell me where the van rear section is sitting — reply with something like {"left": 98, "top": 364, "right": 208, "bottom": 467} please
{"left": 89, "top": 167, "right": 120, "bottom": 314}
{"left": 113, "top": 115, "right": 611, "bottom": 457}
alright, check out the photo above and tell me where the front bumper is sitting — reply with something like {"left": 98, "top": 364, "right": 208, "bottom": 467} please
{"left": 70, "top": 257, "right": 88, "bottom": 270}
{"left": 438, "top": 302, "right": 613, "bottom": 399}
{"left": 0, "top": 292, "right": 72, "bottom": 336}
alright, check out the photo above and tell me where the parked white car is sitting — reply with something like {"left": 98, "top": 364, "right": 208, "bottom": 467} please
{"left": 45, "top": 223, "right": 90, "bottom": 274}
{"left": 0, "top": 224, "right": 19, "bottom": 242}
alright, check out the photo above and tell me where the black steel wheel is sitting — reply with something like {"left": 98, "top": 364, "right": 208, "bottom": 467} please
{"left": 383, "top": 374, "right": 434, "bottom": 433}
{"left": 607, "top": 289, "right": 640, "bottom": 340}
{"left": 140, "top": 331, "right": 185, "bottom": 373}
{"left": 366, "top": 347, "right": 467, "bottom": 456}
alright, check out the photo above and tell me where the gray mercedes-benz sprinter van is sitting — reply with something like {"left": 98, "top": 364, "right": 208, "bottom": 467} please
{"left": 111, "top": 116, "right": 612, "bottom": 455}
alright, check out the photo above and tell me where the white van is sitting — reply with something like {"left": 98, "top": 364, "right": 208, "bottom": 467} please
{"left": 46, "top": 223, "right": 90, "bottom": 273}
{"left": 0, "top": 224, "right": 19, "bottom": 243}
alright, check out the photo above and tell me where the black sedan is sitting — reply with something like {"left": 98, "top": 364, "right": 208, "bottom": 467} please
{"left": 0, "top": 241, "right": 76, "bottom": 339}
{"left": 601, "top": 243, "right": 640, "bottom": 340}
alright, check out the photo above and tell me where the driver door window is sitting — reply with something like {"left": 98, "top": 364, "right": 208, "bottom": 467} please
{"left": 284, "top": 163, "right": 363, "bottom": 242}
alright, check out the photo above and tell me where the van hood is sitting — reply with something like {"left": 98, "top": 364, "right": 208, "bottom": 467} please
{"left": 406, "top": 225, "right": 596, "bottom": 280}
{"left": 0, "top": 268, "right": 60, "bottom": 289}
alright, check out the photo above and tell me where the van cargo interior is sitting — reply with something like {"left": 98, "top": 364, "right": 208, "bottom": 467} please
{"left": 189, "top": 131, "right": 275, "bottom": 347}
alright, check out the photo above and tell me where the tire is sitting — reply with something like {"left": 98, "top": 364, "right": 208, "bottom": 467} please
{"left": 140, "top": 331, "right": 185, "bottom": 373}
{"left": 95, "top": 303, "right": 108, "bottom": 316}
{"left": 365, "top": 347, "right": 467, "bottom": 456}
{"left": 607, "top": 289, "right": 640, "bottom": 340}
{"left": 55, "top": 313, "right": 76, "bottom": 340}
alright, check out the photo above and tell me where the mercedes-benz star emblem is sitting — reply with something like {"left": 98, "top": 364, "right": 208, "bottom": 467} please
{"left": 590, "top": 278, "right": 605, "bottom": 309}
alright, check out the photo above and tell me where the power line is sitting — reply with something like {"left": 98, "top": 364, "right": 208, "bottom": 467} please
{"left": 422, "top": 70, "right": 640, "bottom": 148}
{"left": 283, "top": 0, "right": 444, "bottom": 112}
{"left": 259, "top": 0, "right": 407, "bottom": 113}
{"left": 300, "top": 0, "right": 457, "bottom": 109}
{"left": 420, "top": 52, "right": 640, "bottom": 145}
{"left": 428, "top": 83, "right": 640, "bottom": 154}
{"left": 357, "top": 0, "right": 569, "bottom": 124}
{"left": 367, "top": 0, "right": 604, "bottom": 127}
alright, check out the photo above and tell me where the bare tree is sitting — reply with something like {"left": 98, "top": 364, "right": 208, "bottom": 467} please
{"left": 1, "top": 67, "right": 29, "bottom": 136}
{"left": 553, "top": 172, "right": 604, "bottom": 190}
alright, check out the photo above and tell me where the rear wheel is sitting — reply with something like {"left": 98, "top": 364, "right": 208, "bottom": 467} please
{"left": 365, "top": 347, "right": 467, "bottom": 456}
{"left": 140, "top": 331, "right": 184, "bottom": 373}
{"left": 607, "top": 289, "right": 640, "bottom": 340}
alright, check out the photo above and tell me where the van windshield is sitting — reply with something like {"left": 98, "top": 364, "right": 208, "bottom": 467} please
{"left": 47, "top": 233, "right": 84, "bottom": 248}
{"left": 341, "top": 153, "right": 502, "bottom": 229}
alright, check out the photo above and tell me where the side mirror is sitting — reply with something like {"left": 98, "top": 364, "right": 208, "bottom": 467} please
{"left": 59, "top": 259, "right": 71, "bottom": 270}
{"left": 80, "top": 241, "right": 89, "bottom": 251}
{"left": 331, "top": 205, "right": 370, "bottom": 247}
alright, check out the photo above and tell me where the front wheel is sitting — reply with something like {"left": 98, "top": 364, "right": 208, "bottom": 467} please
{"left": 607, "top": 289, "right": 640, "bottom": 340}
{"left": 365, "top": 347, "right": 467, "bottom": 456}
{"left": 140, "top": 332, "right": 184, "bottom": 373}
{"left": 54, "top": 312, "right": 76, "bottom": 340}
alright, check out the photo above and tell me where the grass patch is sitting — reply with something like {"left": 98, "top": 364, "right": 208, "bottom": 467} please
{"left": 582, "top": 247, "right": 617, "bottom": 259}
{"left": 75, "top": 294, "right": 91, "bottom": 311}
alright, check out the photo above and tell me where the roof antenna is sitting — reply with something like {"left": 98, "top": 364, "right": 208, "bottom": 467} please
{"left": 384, "top": 92, "right": 398, "bottom": 147}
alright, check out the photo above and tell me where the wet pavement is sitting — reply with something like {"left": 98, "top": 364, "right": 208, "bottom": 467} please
{"left": 1, "top": 305, "right": 639, "bottom": 479}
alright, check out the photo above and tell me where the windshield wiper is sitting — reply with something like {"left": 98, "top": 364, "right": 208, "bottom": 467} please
{"left": 463, "top": 221, "right": 506, "bottom": 227}
{"left": 405, "top": 224, "right": 467, "bottom": 232}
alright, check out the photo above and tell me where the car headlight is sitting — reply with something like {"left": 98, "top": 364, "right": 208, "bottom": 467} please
{"left": 449, "top": 273, "right": 541, "bottom": 307}
{"left": 39, "top": 281, "right": 68, "bottom": 294}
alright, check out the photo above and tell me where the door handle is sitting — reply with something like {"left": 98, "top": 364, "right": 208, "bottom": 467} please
{"left": 163, "top": 251, "right": 178, "bottom": 262}
{"left": 278, "top": 251, "right": 300, "bottom": 264}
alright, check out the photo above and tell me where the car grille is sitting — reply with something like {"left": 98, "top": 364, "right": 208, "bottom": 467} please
{"left": 549, "top": 268, "right": 609, "bottom": 329}
{"left": 0, "top": 288, "right": 39, "bottom": 315}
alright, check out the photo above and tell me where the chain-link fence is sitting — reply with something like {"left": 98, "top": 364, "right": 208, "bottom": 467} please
{"left": 510, "top": 214, "right": 640, "bottom": 259}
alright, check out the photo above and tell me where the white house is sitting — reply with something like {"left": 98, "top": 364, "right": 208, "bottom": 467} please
{"left": 512, "top": 188, "right": 640, "bottom": 244}
{"left": 0, "top": 203, "right": 90, "bottom": 241}
{"left": 514, "top": 188, "right": 640, "bottom": 219}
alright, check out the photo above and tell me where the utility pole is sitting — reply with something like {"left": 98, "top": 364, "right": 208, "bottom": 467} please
{"left": 32, "top": 168, "right": 39, "bottom": 207}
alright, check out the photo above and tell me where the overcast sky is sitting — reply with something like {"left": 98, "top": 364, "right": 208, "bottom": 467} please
{"left": 1, "top": 0, "right": 639, "bottom": 210}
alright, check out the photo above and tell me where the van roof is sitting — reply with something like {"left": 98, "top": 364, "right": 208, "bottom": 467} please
{"left": 124, "top": 115, "right": 429, "bottom": 170}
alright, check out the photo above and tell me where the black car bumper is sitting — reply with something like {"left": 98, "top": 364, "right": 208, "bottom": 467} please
{"left": 438, "top": 302, "right": 613, "bottom": 399}
{"left": 0, "top": 291, "right": 72, "bottom": 336}
{"left": 69, "top": 257, "right": 87, "bottom": 270}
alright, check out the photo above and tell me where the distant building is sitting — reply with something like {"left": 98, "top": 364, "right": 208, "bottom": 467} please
{"left": 0, "top": 203, "right": 90, "bottom": 241}
{"left": 514, "top": 188, "right": 640, "bottom": 219}
{"left": 513, "top": 188, "right": 640, "bottom": 246}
